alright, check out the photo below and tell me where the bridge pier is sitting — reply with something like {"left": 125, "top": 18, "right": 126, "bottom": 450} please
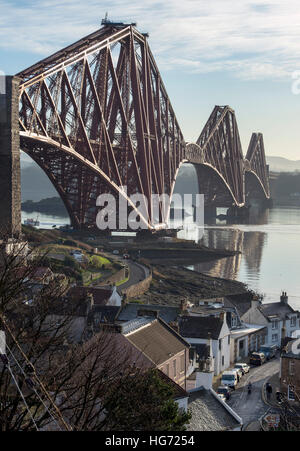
{"left": 204, "top": 205, "right": 217, "bottom": 222}
{"left": 0, "top": 76, "right": 21, "bottom": 237}
{"left": 246, "top": 197, "right": 273, "bottom": 209}
{"left": 226, "top": 205, "right": 250, "bottom": 219}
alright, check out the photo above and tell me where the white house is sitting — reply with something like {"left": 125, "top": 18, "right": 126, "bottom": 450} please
{"left": 241, "top": 293, "right": 300, "bottom": 347}
{"left": 179, "top": 313, "right": 231, "bottom": 376}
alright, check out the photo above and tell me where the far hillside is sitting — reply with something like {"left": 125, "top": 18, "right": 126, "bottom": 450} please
{"left": 266, "top": 156, "right": 300, "bottom": 173}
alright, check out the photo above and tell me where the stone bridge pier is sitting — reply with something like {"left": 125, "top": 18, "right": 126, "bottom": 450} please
{"left": 0, "top": 76, "right": 21, "bottom": 237}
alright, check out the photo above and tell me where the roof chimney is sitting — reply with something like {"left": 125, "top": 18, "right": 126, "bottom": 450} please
{"left": 251, "top": 294, "right": 261, "bottom": 309}
{"left": 219, "top": 311, "right": 226, "bottom": 323}
{"left": 280, "top": 291, "right": 288, "bottom": 305}
{"left": 180, "top": 298, "right": 188, "bottom": 313}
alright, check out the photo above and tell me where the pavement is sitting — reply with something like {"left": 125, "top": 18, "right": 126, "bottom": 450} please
{"left": 261, "top": 370, "right": 282, "bottom": 408}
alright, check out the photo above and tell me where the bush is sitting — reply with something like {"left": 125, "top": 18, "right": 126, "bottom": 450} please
{"left": 64, "top": 255, "right": 80, "bottom": 270}
{"left": 64, "top": 239, "right": 77, "bottom": 247}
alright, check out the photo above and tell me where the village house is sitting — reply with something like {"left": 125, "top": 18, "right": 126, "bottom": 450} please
{"left": 67, "top": 285, "right": 122, "bottom": 307}
{"left": 184, "top": 296, "right": 266, "bottom": 363}
{"left": 178, "top": 313, "right": 231, "bottom": 377}
{"left": 41, "top": 285, "right": 124, "bottom": 343}
{"left": 112, "top": 314, "right": 192, "bottom": 390}
{"left": 239, "top": 292, "right": 300, "bottom": 347}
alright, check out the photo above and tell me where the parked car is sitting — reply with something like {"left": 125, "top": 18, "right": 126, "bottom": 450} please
{"left": 217, "top": 393, "right": 227, "bottom": 402}
{"left": 250, "top": 352, "right": 266, "bottom": 366}
{"left": 234, "top": 363, "right": 250, "bottom": 375}
{"left": 216, "top": 385, "right": 231, "bottom": 400}
{"left": 221, "top": 370, "right": 238, "bottom": 389}
{"left": 112, "top": 250, "right": 119, "bottom": 255}
{"left": 259, "top": 345, "right": 277, "bottom": 360}
{"left": 123, "top": 254, "right": 130, "bottom": 259}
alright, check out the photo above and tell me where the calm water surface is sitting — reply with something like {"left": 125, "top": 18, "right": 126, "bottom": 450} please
{"left": 178, "top": 206, "right": 300, "bottom": 311}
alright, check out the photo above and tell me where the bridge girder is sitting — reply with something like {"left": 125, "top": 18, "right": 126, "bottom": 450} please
{"left": 245, "top": 132, "right": 270, "bottom": 199}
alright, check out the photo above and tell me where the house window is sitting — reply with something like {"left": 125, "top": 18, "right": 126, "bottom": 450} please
{"left": 288, "top": 385, "right": 295, "bottom": 401}
{"left": 272, "top": 334, "right": 278, "bottom": 342}
{"left": 173, "top": 359, "right": 177, "bottom": 377}
{"left": 219, "top": 339, "right": 222, "bottom": 351}
{"left": 180, "top": 355, "right": 185, "bottom": 373}
{"left": 222, "top": 356, "right": 224, "bottom": 366}
{"left": 289, "top": 360, "right": 295, "bottom": 376}
{"left": 272, "top": 320, "right": 278, "bottom": 329}
{"left": 290, "top": 317, "right": 296, "bottom": 328}
{"left": 166, "top": 364, "right": 169, "bottom": 376}
{"left": 228, "top": 335, "right": 230, "bottom": 345}
{"left": 231, "top": 316, "right": 237, "bottom": 328}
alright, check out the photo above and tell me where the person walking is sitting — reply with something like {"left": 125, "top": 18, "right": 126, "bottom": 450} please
{"left": 266, "top": 382, "right": 273, "bottom": 400}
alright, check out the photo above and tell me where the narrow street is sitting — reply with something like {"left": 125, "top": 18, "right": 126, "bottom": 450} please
{"left": 226, "top": 357, "right": 280, "bottom": 427}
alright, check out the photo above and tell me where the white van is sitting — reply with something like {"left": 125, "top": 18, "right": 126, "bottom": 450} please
{"left": 221, "top": 370, "right": 238, "bottom": 389}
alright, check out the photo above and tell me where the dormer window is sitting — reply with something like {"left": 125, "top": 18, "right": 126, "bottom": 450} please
{"left": 290, "top": 316, "right": 296, "bottom": 327}
{"left": 272, "top": 320, "right": 278, "bottom": 329}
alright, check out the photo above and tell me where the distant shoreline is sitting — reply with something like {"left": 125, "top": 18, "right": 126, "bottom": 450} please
{"left": 21, "top": 197, "right": 68, "bottom": 217}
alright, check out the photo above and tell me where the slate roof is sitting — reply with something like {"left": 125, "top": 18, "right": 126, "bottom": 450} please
{"left": 258, "top": 302, "right": 298, "bottom": 321}
{"left": 67, "top": 286, "right": 113, "bottom": 306}
{"left": 117, "top": 303, "right": 179, "bottom": 324}
{"left": 124, "top": 318, "right": 190, "bottom": 366}
{"left": 224, "top": 292, "right": 253, "bottom": 317}
{"left": 187, "top": 389, "right": 241, "bottom": 431}
{"left": 87, "top": 305, "right": 121, "bottom": 325}
{"left": 179, "top": 315, "right": 224, "bottom": 340}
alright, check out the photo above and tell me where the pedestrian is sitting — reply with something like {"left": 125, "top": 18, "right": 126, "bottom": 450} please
{"left": 276, "top": 388, "right": 282, "bottom": 403}
{"left": 266, "top": 382, "right": 272, "bottom": 400}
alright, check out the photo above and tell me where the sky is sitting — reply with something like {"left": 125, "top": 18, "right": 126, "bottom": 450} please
{"left": 1, "top": 0, "right": 300, "bottom": 160}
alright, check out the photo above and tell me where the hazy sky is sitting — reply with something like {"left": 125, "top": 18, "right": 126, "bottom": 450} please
{"left": 1, "top": 0, "right": 300, "bottom": 160}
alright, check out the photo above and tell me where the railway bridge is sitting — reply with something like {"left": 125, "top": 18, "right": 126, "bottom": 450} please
{"left": 0, "top": 21, "right": 270, "bottom": 233}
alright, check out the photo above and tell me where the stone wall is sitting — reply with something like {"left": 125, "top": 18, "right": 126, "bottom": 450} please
{"left": 0, "top": 76, "right": 21, "bottom": 236}
{"left": 121, "top": 271, "right": 152, "bottom": 299}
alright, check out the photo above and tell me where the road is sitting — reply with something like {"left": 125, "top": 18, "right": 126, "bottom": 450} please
{"left": 226, "top": 357, "right": 280, "bottom": 427}
{"left": 118, "top": 261, "right": 148, "bottom": 291}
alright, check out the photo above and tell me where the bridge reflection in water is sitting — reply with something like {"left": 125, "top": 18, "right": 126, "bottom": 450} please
{"left": 180, "top": 207, "right": 268, "bottom": 287}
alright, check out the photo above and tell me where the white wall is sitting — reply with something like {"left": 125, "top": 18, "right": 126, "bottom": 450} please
{"left": 176, "top": 396, "right": 189, "bottom": 413}
{"left": 108, "top": 286, "right": 122, "bottom": 306}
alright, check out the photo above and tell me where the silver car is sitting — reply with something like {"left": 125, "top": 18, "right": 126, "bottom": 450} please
{"left": 234, "top": 363, "right": 250, "bottom": 375}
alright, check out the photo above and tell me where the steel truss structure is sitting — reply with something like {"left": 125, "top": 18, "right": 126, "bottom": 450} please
{"left": 17, "top": 24, "right": 270, "bottom": 230}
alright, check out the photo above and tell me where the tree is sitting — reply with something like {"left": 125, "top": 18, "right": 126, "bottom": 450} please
{"left": 103, "top": 368, "right": 191, "bottom": 431}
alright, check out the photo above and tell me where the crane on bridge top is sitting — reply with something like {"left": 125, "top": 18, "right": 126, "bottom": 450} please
{"left": 101, "top": 12, "right": 137, "bottom": 28}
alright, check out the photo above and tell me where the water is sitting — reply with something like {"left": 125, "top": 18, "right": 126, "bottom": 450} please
{"left": 177, "top": 206, "right": 300, "bottom": 311}
{"left": 21, "top": 211, "right": 70, "bottom": 229}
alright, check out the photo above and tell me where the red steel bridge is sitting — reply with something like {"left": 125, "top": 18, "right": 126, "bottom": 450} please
{"left": 17, "top": 22, "right": 270, "bottom": 230}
